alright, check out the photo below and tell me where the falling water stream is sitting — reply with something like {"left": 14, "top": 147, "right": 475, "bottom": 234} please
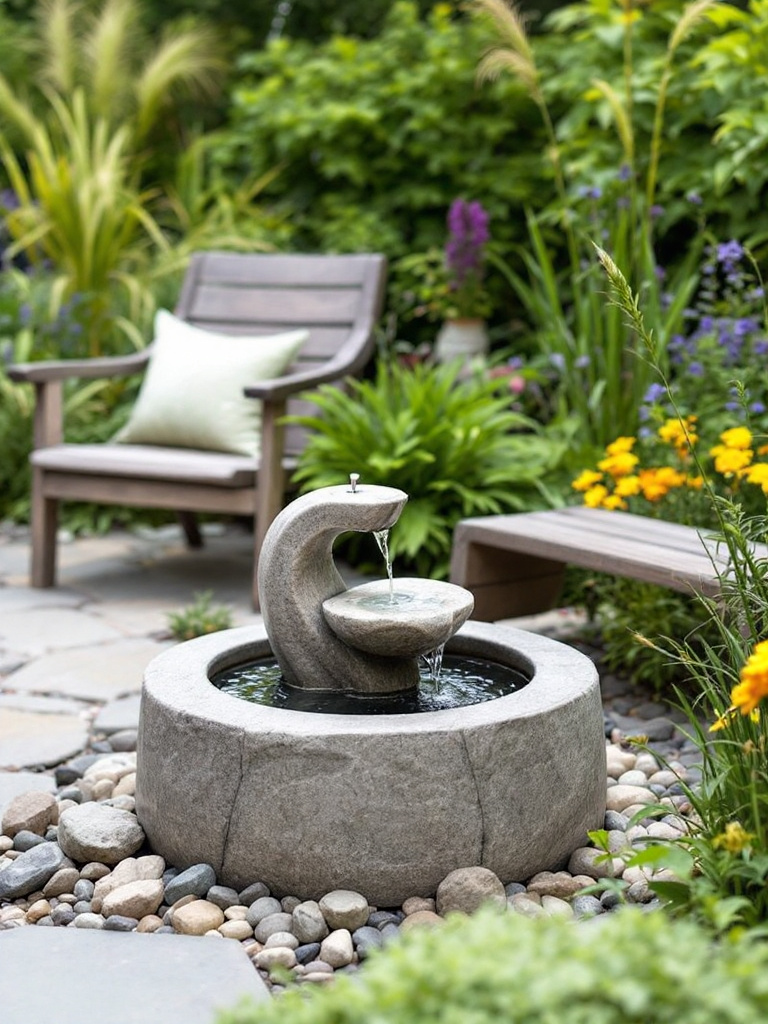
{"left": 372, "top": 527, "right": 445, "bottom": 686}
{"left": 372, "top": 528, "right": 394, "bottom": 602}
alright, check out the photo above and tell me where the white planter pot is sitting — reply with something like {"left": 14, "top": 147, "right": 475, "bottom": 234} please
{"left": 434, "top": 319, "right": 490, "bottom": 364}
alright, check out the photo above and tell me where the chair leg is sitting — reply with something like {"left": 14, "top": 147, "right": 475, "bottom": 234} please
{"left": 30, "top": 469, "right": 58, "bottom": 588}
{"left": 176, "top": 511, "right": 203, "bottom": 549}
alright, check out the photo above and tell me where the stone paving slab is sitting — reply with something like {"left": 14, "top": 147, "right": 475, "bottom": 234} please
{"left": 0, "top": 586, "right": 85, "bottom": 612}
{"left": 0, "top": 693, "right": 91, "bottom": 715}
{"left": 0, "top": 770, "right": 55, "bottom": 817}
{"left": 0, "top": 927, "right": 269, "bottom": 1023}
{"left": 94, "top": 694, "right": 142, "bottom": 735}
{"left": 0, "top": 607, "right": 125, "bottom": 657}
{"left": 3, "top": 638, "right": 171, "bottom": 702}
{"left": 0, "top": 708, "right": 89, "bottom": 769}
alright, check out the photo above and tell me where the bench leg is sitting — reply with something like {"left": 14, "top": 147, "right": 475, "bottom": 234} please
{"left": 30, "top": 469, "right": 58, "bottom": 588}
{"left": 450, "top": 539, "right": 566, "bottom": 621}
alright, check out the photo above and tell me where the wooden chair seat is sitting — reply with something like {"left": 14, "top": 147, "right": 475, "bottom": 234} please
{"left": 32, "top": 444, "right": 261, "bottom": 487}
{"left": 9, "top": 251, "right": 387, "bottom": 607}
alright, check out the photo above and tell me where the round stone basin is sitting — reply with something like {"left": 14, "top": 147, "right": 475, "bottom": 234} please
{"left": 322, "top": 578, "right": 474, "bottom": 658}
{"left": 134, "top": 621, "right": 606, "bottom": 907}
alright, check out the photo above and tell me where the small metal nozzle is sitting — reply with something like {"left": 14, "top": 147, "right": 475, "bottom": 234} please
{"left": 348, "top": 473, "right": 360, "bottom": 493}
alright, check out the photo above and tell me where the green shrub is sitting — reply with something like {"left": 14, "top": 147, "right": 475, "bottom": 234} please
{"left": 290, "top": 358, "right": 571, "bottom": 578}
{"left": 167, "top": 591, "right": 233, "bottom": 641}
{"left": 218, "top": 906, "right": 768, "bottom": 1023}
{"left": 219, "top": 2, "right": 547, "bottom": 261}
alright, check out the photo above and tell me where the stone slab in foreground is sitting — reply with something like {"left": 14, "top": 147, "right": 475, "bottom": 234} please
{"left": 0, "top": 928, "right": 268, "bottom": 1023}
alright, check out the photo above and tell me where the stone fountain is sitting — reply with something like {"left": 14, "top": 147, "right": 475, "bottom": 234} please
{"left": 135, "top": 481, "right": 606, "bottom": 906}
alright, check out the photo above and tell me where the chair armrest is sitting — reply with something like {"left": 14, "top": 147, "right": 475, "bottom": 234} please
{"left": 6, "top": 349, "right": 151, "bottom": 384}
{"left": 244, "top": 328, "right": 375, "bottom": 402}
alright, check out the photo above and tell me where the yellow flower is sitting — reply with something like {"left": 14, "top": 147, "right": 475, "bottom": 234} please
{"left": 638, "top": 466, "right": 686, "bottom": 502}
{"left": 710, "top": 444, "right": 753, "bottom": 477}
{"left": 605, "top": 436, "right": 636, "bottom": 456}
{"left": 712, "top": 821, "right": 755, "bottom": 855}
{"left": 572, "top": 469, "right": 604, "bottom": 492}
{"left": 597, "top": 451, "right": 639, "bottom": 478}
{"left": 686, "top": 475, "right": 704, "bottom": 490}
{"left": 583, "top": 484, "right": 609, "bottom": 508}
{"left": 602, "top": 494, "right": 627, "bottom": 511}
{"left": 615, "top": 475, "right": 641, "bottom": 497}
{"left": 720, "top": 426, "right": 753, "bottom": 450}
{"left": 708, "top": 705, "right": 758, "bottom": 731}
{"left": 658, "top": 416, "right": 698, "bottom": 455}
{"left": 745, "top": 463, "right": 768, "bottom": 494}
{"left": 731, "top": 640, "right": 768, "bottom": 715}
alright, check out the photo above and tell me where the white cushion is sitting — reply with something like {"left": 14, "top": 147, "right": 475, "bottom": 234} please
{"left": 115, "top": 310, "right": 307, "bottom": 457}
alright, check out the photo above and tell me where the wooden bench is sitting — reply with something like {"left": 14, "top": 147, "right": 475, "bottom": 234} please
{"left": 449, "top": 506, "right": 767, "bottom": 621}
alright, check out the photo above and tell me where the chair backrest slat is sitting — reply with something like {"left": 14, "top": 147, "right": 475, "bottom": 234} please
{"left": 189, "top": 252, "right": 377, "bottom": 287}
{"left": 173, "top": 251, "right": 387, "bottom": 460}
{"left": 186, "top": 284, "right": 361, "bottom": 327}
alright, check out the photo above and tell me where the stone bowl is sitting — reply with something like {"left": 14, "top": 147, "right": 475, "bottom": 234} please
{"left": 135, "top": 621, "right": 606, "bottom": 906}
{"left": 322, "top": 578, "right": 474, "bottom": 658}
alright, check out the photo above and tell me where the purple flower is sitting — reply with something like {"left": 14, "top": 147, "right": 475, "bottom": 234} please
{"left": 725, "top": 401, "right": 741, "bottom": 411}
{"left": 445, "top": 199, "right": 489, "bottom": 291}
{"left": 686, "top": 191, "right": 702, "bottom": 206}
{"left": 618, "top": 164, "right": 632, "bottom": 182}
{"left": 0, "top": 189, "right": 18, "bottom": 212}
{"left": 575, "top": 354, "right": 590, "bottom": 368}
{"left": 577, "top": 185, "right": 602, "bottom": 200}
{"left": 549, "top": 353, "right": 566, "bottom": 373}
{"left": 654, "top": 265, "right": 666, "bottom": 282}
{"left": 650, "top": 204, "right": 665, "bottom": 219}
{"left": 754, "top": 339, "right": 768, "bottom": 356}
{"left": 750, "top": 401, "right": 766, "bottom": 414}
{"left": 688, "top": 361, "right": 704, "bottom": 377}
{"left": 643, "top": 383, "right": 666, "bottom": 404}
{"left": 717, "top": 240, "right": 744, "bottom": 265}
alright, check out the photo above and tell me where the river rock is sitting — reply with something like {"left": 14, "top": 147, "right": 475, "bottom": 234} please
{"left": 605, "top": 785, "right": 659, "bottom": 813}
{"left": 435, "top": 867, "right": 506, "bottom": 915}
{"left": 101, "top": 879, "right": 164, "bottom": 919}
{"left": 57, "top": 804, "right": 144, "bottom": 864}
{"left": 318, "top": 890, "right": 369, "bottom": 932}
{"left": 0, "top": 842, "right": 67, "bottom": 900}
{"left": 254, "top": 912, "right": 295, "bottom": 944}
{"left": 567, "top": 847, "right": 622, "bottom": 879}
{"left": 207, "top": 885, "right": 241, "bottom": 910}
{"left": 399, "top": 910, "right": 445, "bottom": 929}
{"left": 246, "top": 896, "right": 282, "bottom": 927}
{"left": 254, "top": 947, "right": 297, "bottom": 971}
{"left": 219, "top": 919, "right": 254, "bottom": 941}
{"left": 172, "top": 900, "right": 225, "bottom": 935}
{"left": 319, "top": 929, "right": 354, "bottom": 968}
{"left": 293, "top": 900, "right": 329, "bottom": 943}
{"left": 525, "top": 870, "right": 585, "bottom": 899}
{"left": 2, "top": 791, "right": 58, "bottom": 838}
{"left": 42, "top": 866, "right": 80, "bottom": 898}
{"left": 163, "top": 863, "right": 216, "bottom": 904}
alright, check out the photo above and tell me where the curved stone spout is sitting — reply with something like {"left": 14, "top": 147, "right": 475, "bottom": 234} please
{"left": 258, "top": 482, "right": 420, "bottom": 695}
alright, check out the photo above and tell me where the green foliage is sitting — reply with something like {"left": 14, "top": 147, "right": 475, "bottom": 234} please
{"left": 218, "top": 905, "right": 768, "bottom": 1023}
{"left": 594, "top": 577, "right": 717, "bottom": 691}
{"left": 471, "top": 0, "right": 711, "bottom": 446}
{"left": 589, "top": 242, "right": 768, "bottom": 933}
{"left": 289, "top": 359, "right": 571, "bottom": 578}
{"left": 0, "top": 0, "right": 228, "bottom": 354}
{"left": 219, "top": 2, "right": 546, "bottom": 260}
{"left": 167, "top": 590, "right": 234, "bottom": 641}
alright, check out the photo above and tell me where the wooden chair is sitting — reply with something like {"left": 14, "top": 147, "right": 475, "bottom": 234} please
{"left": 7, "top": 251, "right": 388, "bottom": 607}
